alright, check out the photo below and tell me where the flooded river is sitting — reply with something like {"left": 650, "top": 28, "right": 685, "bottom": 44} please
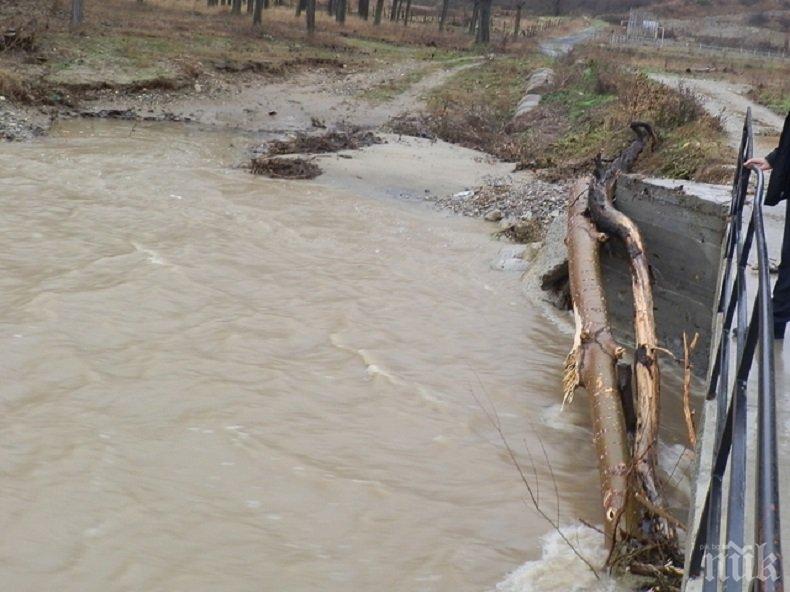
{"left": 0, "top": 121, "right": 621, "bottom": 591}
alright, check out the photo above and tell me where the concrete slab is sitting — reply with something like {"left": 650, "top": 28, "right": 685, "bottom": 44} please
{"left": 604, "top": 175, "right": 731, "bottom": 374}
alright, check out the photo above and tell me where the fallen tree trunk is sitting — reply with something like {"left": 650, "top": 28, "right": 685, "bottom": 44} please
{"left": 587, "top": 123, "right": 676, "bottom": 544}
{"left": 565, "top": 125, "right": 682, "bottom": 580}
{"left": 565, "top": 176, "right": 631, "bottom": 542}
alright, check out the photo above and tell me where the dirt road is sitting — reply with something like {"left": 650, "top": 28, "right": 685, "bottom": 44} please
{"left": 539, "top": 23, "right": 601, "bottom": 57}
{"left": 84, "top": 57, "right": 482, "bottom": 135}
{"left": 649, "top": 74, "right": 784, "bottom": 153}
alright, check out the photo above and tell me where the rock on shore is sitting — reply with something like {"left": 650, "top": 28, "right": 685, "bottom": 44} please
{"left": 0, "top": 102, "right": 47, "bottom": 141}
{"left": 435, "top": 174, "right": 568, "bottom": 241}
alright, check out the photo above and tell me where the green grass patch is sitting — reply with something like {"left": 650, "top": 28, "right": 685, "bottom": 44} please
{"left": 748, "top": 86, "right": 790, "bottom": 116}
{"left": 426, "top": 56, "right": 544, "bottom": 123}
{"left": 408, "top": 55, "right": 731, "bottom": 181}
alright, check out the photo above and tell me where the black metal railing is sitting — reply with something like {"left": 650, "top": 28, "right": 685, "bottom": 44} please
{"left": 685, "top": 109, "right": 784, "bottom": 591}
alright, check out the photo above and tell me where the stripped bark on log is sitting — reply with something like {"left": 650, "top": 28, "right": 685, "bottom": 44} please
{"left": 565, "top": 125, "right": 685, "bottom": 581}
{"left": 564, "top": 176, "right": 631, "bottom": 542}
{"left": 586, "top": 123, "right": 676, "bottom": 543}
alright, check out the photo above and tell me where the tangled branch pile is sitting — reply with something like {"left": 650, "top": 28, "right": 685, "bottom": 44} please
{"left": 263, "top": 129, "right": 382, "bottom": 156}
{"left": 250, "top": 156, "right": 322, "bottom": 179}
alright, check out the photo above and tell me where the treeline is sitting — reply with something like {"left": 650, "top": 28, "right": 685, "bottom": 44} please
{"left": 68, "top": 0, "right": 511, "bottom": 44}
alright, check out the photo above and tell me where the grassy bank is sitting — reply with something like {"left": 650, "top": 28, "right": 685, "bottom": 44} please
{"left": 0, "top": 0, "right": 582, "bottom": 106}
{"left": 406, "top": 53, "right": 732, "bottom": 182}
{"left": 748, "top": 85, "right": 790, "bottom": 117}
{"left": 582, "top": 43, "right": 790, "bottom": 119}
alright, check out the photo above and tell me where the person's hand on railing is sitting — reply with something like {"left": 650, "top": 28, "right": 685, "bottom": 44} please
{"left": 745, "top": 157, "right": 773, "bottom": 171}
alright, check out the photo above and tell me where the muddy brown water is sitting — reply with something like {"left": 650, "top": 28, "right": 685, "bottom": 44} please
{"left": 0, "top": 120, "right": 681, "bottom": 591}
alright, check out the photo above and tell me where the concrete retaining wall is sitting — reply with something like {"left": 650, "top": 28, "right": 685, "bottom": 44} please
{"left": 603, "top": 175, "right": 730, "bottom": 373}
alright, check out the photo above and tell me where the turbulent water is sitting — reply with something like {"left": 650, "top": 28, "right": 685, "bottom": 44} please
{"left": 0, "top": 120, "right": 635, "bottom": 591}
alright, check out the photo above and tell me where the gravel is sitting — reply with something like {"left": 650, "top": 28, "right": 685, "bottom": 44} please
{"left": 434, "top": 174, "right": 569, "bottom": 240}
{"left": 0, "top": 102, "right": 47, "bottom": 141}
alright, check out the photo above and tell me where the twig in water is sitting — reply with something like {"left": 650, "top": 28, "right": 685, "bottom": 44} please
{"left": 469, "top": 379, "right": 601, "bottom": 580}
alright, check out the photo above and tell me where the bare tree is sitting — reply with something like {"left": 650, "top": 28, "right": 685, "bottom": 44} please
{"left": 231, "top": 0, "right": 242, "bottom": 14}
{"left": 296, "top": 0, "right": 306, "bottom": 17}
{"left": 253, "top": 0, "right": 264, "bottom": 26}
{"left": 71, "top": 0, "right": 83, "bottom": 26}
{"left": 402, "top": 0, "right": 412, "bottom": 25}
{"left": 439, "top": 0, "right": 449, "bottom": 31}
{"left": 373, "top": 0, "right": 384, "bottom": 24}
{"left": 306, "top": 0, "right": 316, "bottom": 32}
{"left": 475, "top": 0, "right": 491, "bottom": 43}
{"left": 358, "top": 0, "right": 370, "bottom": 19}
{"left": 247, "top": 0, "right": 254, "bottom": 14}
{"left": 336, "top": 0, "right": 346, "bottom": 23}
{"left": 468, "top": 0, "right": 479, "bottom": 34}
{"left": 513, "top": 1, "right": 522, "bottom": 37}
{"left": 390, "top": 0, "right": 399, "bottom": 21}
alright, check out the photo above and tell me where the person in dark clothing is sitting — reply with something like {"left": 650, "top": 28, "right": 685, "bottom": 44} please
{"left": 746, "top": 112, "right": 790, "bottom": 338}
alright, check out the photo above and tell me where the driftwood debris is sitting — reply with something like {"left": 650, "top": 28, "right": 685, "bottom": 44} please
{"left": 250, "top": 156, "right": 322, "bottom": 179}
{"left": 565, "top": 123, "right": 680, "bottom": 575}
{"left": 587, "top": 122, "right": 676, "bottom": 543}
{"left": 264, "top": 129, "right": 382, "bottom": 156}
{"left": 564, "top": 176, "right": 631, "bottom": 541}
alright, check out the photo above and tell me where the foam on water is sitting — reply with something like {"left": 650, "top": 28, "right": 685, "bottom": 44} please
{"left": 495, "top": 524, "right": 635, "bottom": 592}
{"left": 539, "top": 403, "right": 591, "bottom": 438}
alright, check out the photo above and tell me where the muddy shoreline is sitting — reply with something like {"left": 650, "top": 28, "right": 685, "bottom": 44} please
{"left": 1, "top": 58, "right": 568, "bottom": 252}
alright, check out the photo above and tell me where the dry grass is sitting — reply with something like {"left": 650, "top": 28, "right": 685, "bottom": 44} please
{"left": 0, "top": 68, "right": 31, "bottom": 101}
{"left": 0, "top": 0, "right": 590, "bottom": 105}
{"left": 582, "top": 43, "right": 790, "bottom": 116}
{"left": 416, "top": 55, "right": 546, "bottom": 158}
{"left": 407, "top": 53, "right": 732, "bottom": 182}
{"left": 0, "top": 0, "right": 440, "bottom": 101}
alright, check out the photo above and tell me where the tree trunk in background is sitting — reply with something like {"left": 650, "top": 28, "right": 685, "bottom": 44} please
{"left": 247, "top": 0, "right": 254, "bottom": 14}
{"left": 438, "top": 0, "right": 449, "bottom": 31}
{"left": 306, "top": 0, "right": 316, "bottom": 32}
{"left": 553, "top": 0, "right": 561, "bottom": 16}
{"left": 390, "top": 0, "right": 399, "bottom": 21}
{"left": 253, "top": 0, "right": 264, "bottom": 26}
{"left": 336, "top": 0, "right": 346, "bottom": 23}
{"left": 475, "top": 0, "right": 490, "bottom": 43}
{"left": 374, "top": 0, "right": 384, "bottom": 24}
{"left": 70, "top": 0, "right": 83, "bottom": 26}
{"left": 565, "top": 176, "right": 632, "bottom": 542}
{"left": 232, "top": 0, "right": 242, "bottom": 14}
{"left": 468, "top": 0, "right": 478, "bottom": 34}
{"left": 296, "top": 0, "right": 306, "bottom": 17}
{"left": 513, "top": 2, "right": 522, "bottom": 37}
{"left": 402, "top": 0, "right": 411, "bottom": 25}
{"left": 358, "top": 0, "right": 369, "bottom": 19}
{"left": 328, "top": 0, "right": 335, "bottom": 15}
